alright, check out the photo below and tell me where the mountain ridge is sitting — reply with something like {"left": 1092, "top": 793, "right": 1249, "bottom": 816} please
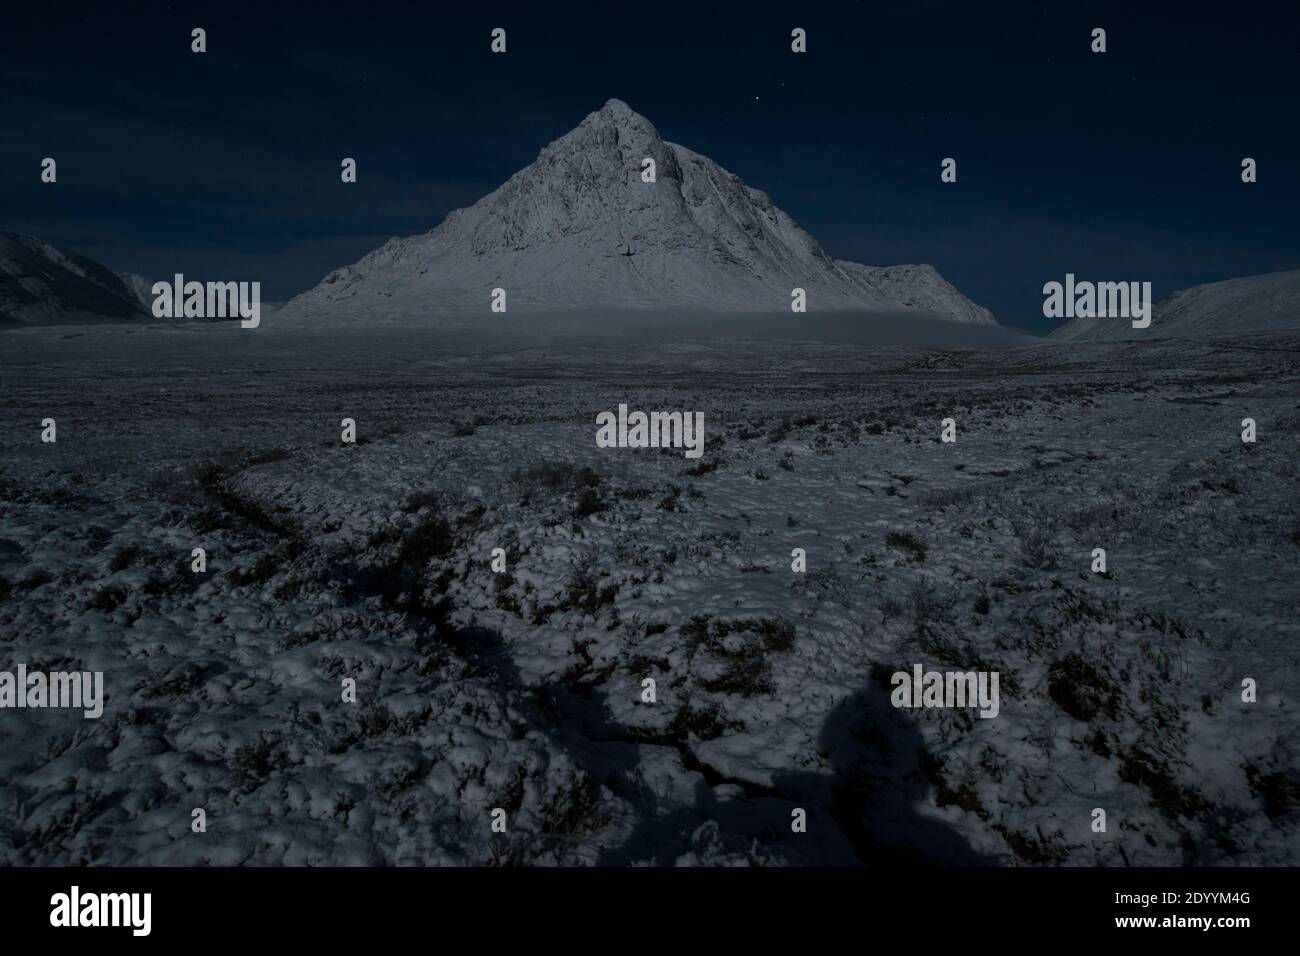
{"left": 287, "top": 99, "right": 997, "bottom": 324}
{"left": 0, "top": 232, "right": 151, "bottom": 327}
{"left": 1050, "top": 269, "right": 1300, "bottom": 342}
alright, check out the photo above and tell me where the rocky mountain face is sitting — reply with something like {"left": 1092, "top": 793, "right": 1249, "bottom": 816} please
{"left": 289, "top": 99, "right": 997, "bottom": 324}
{"left": 0, "top": 232, "right": 151, "bottom": 326}
{"left": 836, "top": 261, "right": 997, "bottom": 325}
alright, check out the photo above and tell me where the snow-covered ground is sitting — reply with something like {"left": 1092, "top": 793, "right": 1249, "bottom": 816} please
{"left": 1, "top": 322, "right": 1297, "bottom": 865}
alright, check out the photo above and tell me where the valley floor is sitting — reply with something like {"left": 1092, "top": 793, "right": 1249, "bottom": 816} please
{"left": 1, "top": 324, "right": 1298, "bottom": 865}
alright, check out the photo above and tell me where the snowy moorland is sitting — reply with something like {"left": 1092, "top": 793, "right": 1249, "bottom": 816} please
{"left": 0, "top": 321, "right": 1297, "bottom": 866}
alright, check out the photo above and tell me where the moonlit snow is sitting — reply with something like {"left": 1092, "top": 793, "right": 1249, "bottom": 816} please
{"left": 0, "top": 232, "right": 151, "bottom": 327}
{"left": 1, "top": 322, "right": 1297, "bottom": 866}
{"left": 1052, "top": 268, "right": 1300, "bottom": 342}
{"left": 2, "top": 97, "right": 1297, "bottom": 868}
{"left": 284, "top": 100, "right": 997, "bottom": 324}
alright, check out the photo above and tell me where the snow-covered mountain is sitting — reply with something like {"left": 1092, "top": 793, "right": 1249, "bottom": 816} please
{"left": 115, "top": 271, "right": 157, "bottom": 311}
{"left": 836, "top": 261, "right": 996, "bottom": 325}
{"left": 289, "top": 99, "right": 996, "bottom": 324}
{"left": 1051, "top": 269, "right": 1300, "bottom": 342}
{"left": 0, "top": 232, "right": 151, "bottom": 326}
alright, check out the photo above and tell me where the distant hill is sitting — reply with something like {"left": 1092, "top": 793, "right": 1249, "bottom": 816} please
{"left": 0, "top": 232, "right": 150, "bottom": 327}
{"left": 1051, "top": 269, "right": 1300, "bottom": 342}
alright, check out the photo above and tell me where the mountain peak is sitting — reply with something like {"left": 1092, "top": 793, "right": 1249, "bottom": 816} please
{"left": 598, "top": 97, "right": 638, "bottom": 117}
{"left": 288, "top": 101, "right": 997, "bottom": 324}
{"left": 582, "top": 98, "right": 651, "bottom": 130}
{"left": 549, "top": 97, "right": 665, "bottom": 166}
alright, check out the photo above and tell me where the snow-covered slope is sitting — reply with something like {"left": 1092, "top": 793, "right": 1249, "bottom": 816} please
{"left": 0, "top": 232, "right": 151, "bottom": 326}
{"left": 289, "top": 100, "right": 995, "bottom": 324}
{"left": 1051, "top": 269, "right": 1300, "bottom": 342}
{"left": 116, "top": 271, "right": 158, "bottom": 311}
{"left": 836, "top": 261, "right": 997, "bottom": 325}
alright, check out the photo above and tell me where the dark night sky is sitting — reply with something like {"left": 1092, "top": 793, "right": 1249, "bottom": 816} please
{"left": 3, "top": 0, "right": 1298, "bottom": 333}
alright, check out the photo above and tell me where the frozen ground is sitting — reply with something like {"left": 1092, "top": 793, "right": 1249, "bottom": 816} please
{"left": 1, "top": 320, "right": 1298, "bottom": 865}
